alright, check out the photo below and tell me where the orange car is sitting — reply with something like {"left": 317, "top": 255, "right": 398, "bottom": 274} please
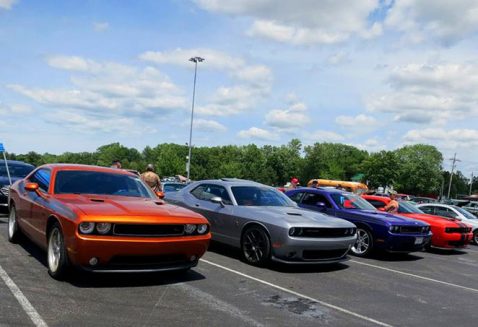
{"left": 7, "top": 164, "right": 211, "bottom": 279}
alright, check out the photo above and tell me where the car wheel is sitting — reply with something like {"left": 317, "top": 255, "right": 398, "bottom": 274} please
{"left": 47, "top": 222, "right": 70, "bottom": 280}
{"left": 351, "top": 228, "right": 373, "bottom": 257}
{"left": 241, "top": 226, "right": 271, "bottom": 266}
{"left": 8, "top": 205, "right": 22, "bottom": 243}
{"left": 473, "top": 230, "right": 478, "bottom": 245}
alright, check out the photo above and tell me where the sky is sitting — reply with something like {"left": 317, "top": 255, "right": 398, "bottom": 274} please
{"left": 0, "top": 0, "right": 477, "bottom": 176}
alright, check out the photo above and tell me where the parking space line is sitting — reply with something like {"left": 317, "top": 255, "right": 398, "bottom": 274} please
{"left": 200, "top": 259, "right": 393, "bottom": 327}
{"left": 350, "top": 260, "right": 478, "bottom": 293}
{"left": 0, "top": 264, "right": 48, "bottom": 327}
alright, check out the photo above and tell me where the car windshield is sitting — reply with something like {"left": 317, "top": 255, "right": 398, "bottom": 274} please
{"left": 163, "top": 183, "right": 186, "bottom": 193}
{"left": 399, "top": 201, "right": 424, "bottom": 214}
{"left": 331, "top": 193, "right": 377, "bottom": 210}
{"left": 54, "top": 170, "right": 155, "bottom": 198}
{"left": 231, "top": 186, "right": 296, "bottom": 207}
{"left": 454, "top": 206, "right": 478, "bottom": 220}
{"left": 0, "top": 164, "right": 34, "bottom": 178}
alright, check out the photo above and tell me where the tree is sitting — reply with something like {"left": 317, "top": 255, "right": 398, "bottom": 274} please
{"left": 362, "top": 151, "right": 399, "bottom": 189}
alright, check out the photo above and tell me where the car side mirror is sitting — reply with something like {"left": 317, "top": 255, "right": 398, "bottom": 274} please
{"left": 315, "top": 202, "right": 326, "bottom": 211}
{"left": 156, "top": 191, "right": 165, "bottom": 199}
{"left": 25, "top": 182, "right": 39, "bottom": 192}
{"left": 211, "top": 196, "right": 225, "bottom": 207}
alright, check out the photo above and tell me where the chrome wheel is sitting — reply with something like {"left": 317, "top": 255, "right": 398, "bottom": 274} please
{"left": 8, "top": 208, "right": 16, "bottom": 239}
{"left": 351, "top": 228, "right": 372, "bottom": 256}
{"left": 242, "top": 227, "right": 271, "bottom": 266}
{"left": 48, "top": 228, "right": 62, "bottom": 273}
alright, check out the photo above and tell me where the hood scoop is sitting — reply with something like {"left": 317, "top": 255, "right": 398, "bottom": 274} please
{"left": 287, "top": 212, "right": 302, "bottom": 216}
{"left": 90, "top": 198, "right": 105, "bottom": 203}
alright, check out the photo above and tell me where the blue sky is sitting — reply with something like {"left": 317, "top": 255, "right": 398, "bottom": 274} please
{"left": 1, "top": 0, "right": 478, "bottom": 175}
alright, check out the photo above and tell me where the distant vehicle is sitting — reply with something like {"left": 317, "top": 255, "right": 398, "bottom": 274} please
{"left": 166, "top": 178, "right": 357, "bottom": 266}
{"left": 410, "top": 196, "right": 438, "bottom": 204}
{"left": 363, "top": 195, "right": 473, "bottom": 250}
{"left": 162, "top": 182, "right": 187, "bottom": 193}
{"left": 417, "top": 203, "right": 478, "bottom": 245}
{"left": 307, "top": 179, "right": 368, "bottom": 194}
{"left": 462, "top": 202, "right": 478, "bottom": 217}
{"left": 0, "top": 160, "right": 35, "bottom": 211}
{"left": 7, "top": 164, "right": 211, "bottom": 279}
{"left": 286, "top": 188, "right": 432, "bottom": 257}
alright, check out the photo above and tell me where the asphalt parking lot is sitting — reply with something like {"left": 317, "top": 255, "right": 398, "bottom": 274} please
{"left": 0, "top": 213, "right": 477, "bottom": 327}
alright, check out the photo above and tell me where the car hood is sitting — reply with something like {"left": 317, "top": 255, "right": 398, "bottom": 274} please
{"left": 399, "top": 213, "right": 465, "bottom": 227}
{"left": 241, "top": 206, "right": 356, "bottom": 228}
{"left": 54, "top": 194, "right": 205, "bottom": 219}
{"left": 345, "top": 209, "right": 428, "bottom": 226}
{"left": 0, "top": 176, "right": 22, "bottom": 186}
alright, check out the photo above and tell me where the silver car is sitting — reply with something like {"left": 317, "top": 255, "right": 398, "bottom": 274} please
{"left": 165, "top": 179, "right": 357, "bottom": 266}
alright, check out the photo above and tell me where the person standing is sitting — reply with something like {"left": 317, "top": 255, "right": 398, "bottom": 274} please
{"left": 384, "top": 192, "right": 399, "bottom": 214}
{"left": 111, "top": 160, "right": 122, "bottom": 169}
{"left": 141, "top": 164, "right": 162, "bottom": 192}
{"left": 286, "top": 178, "right": 299, "bottom": 191}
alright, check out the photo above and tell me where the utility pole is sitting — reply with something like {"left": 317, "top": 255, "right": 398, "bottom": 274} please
{"left": 447, "top": 153, "right": 461, "bottom": 200}
{"left": 470, "top": 172, "right": 474, "bottom": 196}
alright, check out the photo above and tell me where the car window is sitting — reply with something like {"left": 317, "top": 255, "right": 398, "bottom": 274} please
{"left": 29, "top": 168, "right": 51, "bottom": 192}
{"left": 301, "top": 192, "right": 332, "bottom": 208}
{"left": 435, "top": 207, "right": 458, "bottom": 219}
{"left": 367, "top": 199, "right": 386, "bottom": 209}
{"left": 0, "top": 163, "right": 34, "bottom": 178}
{"left": 419, "top": 206, "right": 434, "bottom": 214}
{"left": 190, "top": 184, "right": 232, "bottom": 205}
{"left": 288, "top": 192, "right": 304, "bottom": 203}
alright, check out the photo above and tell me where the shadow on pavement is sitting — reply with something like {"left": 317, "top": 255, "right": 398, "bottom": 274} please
{"left": 427, "top": 248, "right": 470, "bottom": 256}
{"left": 361, "top": 251, "right": 425, "bottom": 262}
{"left": 208, "top": 241, "right": 350, "bottom": 274}
{"left": 15, "top": 234, "right": 206, "bottom": 288}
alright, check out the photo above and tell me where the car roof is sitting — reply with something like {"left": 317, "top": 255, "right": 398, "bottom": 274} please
{"left": 193, "top": 179, "right": 266, "bottom": 187}
{"left": 289, "top": 187, "right": 347, "bottom": 195}
{"left": 0, "top": 159, "right": 35, "bottom": 167}
{"left": 38, "top": 163, "right": 133, "bottom": 175}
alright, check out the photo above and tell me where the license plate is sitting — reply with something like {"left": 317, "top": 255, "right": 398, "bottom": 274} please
{"left": 414, "top": 237, "right": 424, "bottom": 245}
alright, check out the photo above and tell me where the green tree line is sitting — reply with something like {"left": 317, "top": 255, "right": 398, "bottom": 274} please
{"left": 5, "top": 140, "right": 474, "bottom": 197}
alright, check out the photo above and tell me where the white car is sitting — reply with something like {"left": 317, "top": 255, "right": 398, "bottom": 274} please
{"left": 417, "top": 203, "right": 478, "bottom": 245}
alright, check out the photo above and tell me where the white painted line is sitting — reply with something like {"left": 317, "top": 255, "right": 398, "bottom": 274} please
{"left": 200, "top": 259, "right": 393, "bottom": 327}
{"left": 0, "top": 264, "right": 48, "bottom": 327}
{"left": 350, "top": 260, "right": 478, "bottom": 293}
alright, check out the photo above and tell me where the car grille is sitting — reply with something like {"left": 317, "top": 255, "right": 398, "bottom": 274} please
{"left": 399, "top": 226, "right": 426, "bottom": 234}
{"left": 113, "top": 224, "right": 185, "bottom": 237}
{"left": 445, "top": 227, "right": 472, "bottom": 233}
{"left": 448, "top": 240, "right": 467, "bottom": 247}
{"left": 299, "top": 228, "right": 355, "bottom": 238}
{"left": 302, "top": 249, "right": 348, "bottom": 260}
{"left": 109, "top": 254, "right": 187, "bottom": 267}
{"left": 0, "top": 186, "right": 9, "bottom": 197}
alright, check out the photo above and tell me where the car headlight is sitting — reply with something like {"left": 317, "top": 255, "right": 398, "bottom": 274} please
{"left": 349, "top": 228, "right": 357, "bottom": 236}
{"left": 289, "top": 227, "right": 304, "bottom": 237}
{"left": 389, "top": 225, "right": 401, "bottom": 233}
{"left": 96, "top": 222, "right": 112, "bottom": 234}
{"left": 79, "top": 222, "right": 95, "bottom": 234}
{"left": 184, "top": 224, "right": 197, "bottom": 234}
{"left": 197, "top": 224, "right": 208, "bottom": 234}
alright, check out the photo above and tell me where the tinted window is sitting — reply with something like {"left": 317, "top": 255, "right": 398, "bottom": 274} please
{"left": 435, "top": 207, "right": 458, "bottom": 219}
{"left": 288, "top": 192, "right": 304, "bottom": 203}
{"left": 331, "top": 193, "right": 377, "bottom": 210}
{"left": 454, "top": 206, "right": 478, "bottom": 220}
{"left": 190, "top": 184, "right": 232, "bottom": 205}
{"left": 367, "top": 200, "right": 386, "bottom": 209}
{"left": 232, "top": 186, "right": 295, "bottom": 207}
{"left": 0, "top": 163, "right": 34, "bottom": 178}
{"left": 419, "top": 206, "right": 435, "bottom": 214}
{"left": 301, "top": 193, "right": 332, "bottom": 208}
{"left": 398, "top": 201, "right": 424, "bottom": 214}
{"left": 163, "top": 183, "right": 186, "bottom": 193}
{"left": 54, "top": 170, "right": 154, "bottom": 198}
{"left": 30, "top": 169, "right": 51, "bottom": 192}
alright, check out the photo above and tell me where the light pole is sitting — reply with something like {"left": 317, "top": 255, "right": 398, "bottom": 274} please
{"left": 186, "top": 56, "right": 204, "bottom": 181}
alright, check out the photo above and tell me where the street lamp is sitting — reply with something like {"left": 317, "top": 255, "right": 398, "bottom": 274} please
{"left": 187, "top": 56, "right": 204, "bottom": 181}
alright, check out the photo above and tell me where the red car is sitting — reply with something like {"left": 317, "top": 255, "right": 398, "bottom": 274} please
{"left": 7, "top": 164, "right": 211, "bottom": 279}
{"left": 362, "top": 195, "right": 473, "bottom": 250}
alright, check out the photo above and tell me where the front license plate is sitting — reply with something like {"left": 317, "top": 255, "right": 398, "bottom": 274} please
{"left": 414, "top": 237, "right": 424, "bottom": 245}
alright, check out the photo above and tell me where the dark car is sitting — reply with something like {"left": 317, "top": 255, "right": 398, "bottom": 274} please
{"left": 0, "top": 160, "right": 35, "bottom": 211}
{"left": 162, "top": 182, "right": 187, "bottom": 193}
{"left": 285, "top": 188, "right": 432, "bottom": 257}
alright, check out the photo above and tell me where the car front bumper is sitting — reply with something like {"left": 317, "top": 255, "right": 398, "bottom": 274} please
{"left": 67, "top": 234, "right": 211, "bottom": 272}
{"left": 378, "top": 232, "right": 432, "bottom": 253}
{"left": 271, "top": 235, "right": 357, "bottom": 264}
{"left": 431, "top": 232, "right": 473, "bottom": 249}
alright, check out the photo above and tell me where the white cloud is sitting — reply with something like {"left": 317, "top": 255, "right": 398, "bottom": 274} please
{"left": 238, "top": 127, "right": 278, "bottom": 141}
{"left": 335, "top": 114, "right": 379, "bottom": 131}
{"left": 353, "top": 138, "right": 387, "bottom": 152}
{"left": 404, "top": 128, "right": 478, "bottom": 149}
{"left": 0, "top": 0, "right": 17, "bottom": 10}
{"left": 192, "top": 119, "right": 227, "bottom": 132}
{"left": 366, "top": 63, "right": 478, "bottom": 124}
{"left": 306, "top": 130, "right": 344, "bottom": 143}
{"left": 93, "top": 22, "right": 109, "bottom": 32}
{"left": 265, "top": 100, "right": 309, "bottom": 129}
{"left": 0, "top": 103, "right": 32, "bottom": 116}
{"left": 385, "top": 0, "right": 478, "bottom": 45}
{"left": 195, "top": 0, "right": 382, "bottom": 45}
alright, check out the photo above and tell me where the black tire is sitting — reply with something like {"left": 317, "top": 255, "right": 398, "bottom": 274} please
{"left": 473, "top": 230, "right": 478, "bottom": 245}
{"left": 351, "top": 227, "right": 374, "bottom": 257}
{"left": 241, "top": 226, "right": 271, "bottom": 266}
{"left": 47, "top": 222, "right": 70, "bottom": 280}
{"left": 7, "top": 205, "right": 22, "bottom": 243}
